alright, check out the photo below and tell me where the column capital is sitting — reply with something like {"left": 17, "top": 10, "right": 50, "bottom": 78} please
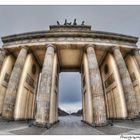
{"left": 86, "top": 44, "right": 96, "bottom": 53}
{"left": 20, "top": 45, "right": 29, "bottom": 50}
{"left": 132, "top": 48, "right": 140, "bottom": 55}
{"left": 86, "top": 44, "right": 96, "bottom": 49}
{"left": 104, "top": 46, "right": 119, "bottom": 54}
{"left": 111, "top": 46, "right": 121, "bottom": 51}
{"left": 0, "top": 48, "right": 8, "bottom": 55}
{"left": 45, "top": 44, "right": 55, "bottom": 55}
{"left": 46, "top": 44, "right": 56, "bottom": 51}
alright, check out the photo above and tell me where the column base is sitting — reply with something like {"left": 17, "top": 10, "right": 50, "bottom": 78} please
{"left": 108, "top": 117, "right": 127, "bottom": 120}
{"left": 1, "top": 116, "right": 14, "bottom": 122}
{"left": 14, "top": 118, "right": 34, "bottom": 124}
{"left": 127, "top": 116, "right": 139, "bottom": 120}
{"left": 14, "top": 118, "right": 34, "bottom": 121}
{"left": 81, "top": 120, "right": 110, "bottom": 128}
{"left": 29, "top": 120, "right": 59, "bottom": 129}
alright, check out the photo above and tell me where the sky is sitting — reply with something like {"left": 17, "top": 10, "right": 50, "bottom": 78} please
{"left": 59, "top": 72, "right": 82, "bottom": 113}
{"left": 0, "top": 5, "right": 140, "bottom": 112}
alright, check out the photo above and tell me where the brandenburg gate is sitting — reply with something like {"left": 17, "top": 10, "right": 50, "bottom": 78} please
{"left": 0, "top": 21, "right": 140, "bottom": 128}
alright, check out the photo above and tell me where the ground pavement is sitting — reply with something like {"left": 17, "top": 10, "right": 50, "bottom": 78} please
{"left": 0, "top": 115, "right": 139, "bottom": 135}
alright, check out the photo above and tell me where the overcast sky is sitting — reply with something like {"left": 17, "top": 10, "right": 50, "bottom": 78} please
{"left": 0, "top": 5, "right": 140, "bottom": 112}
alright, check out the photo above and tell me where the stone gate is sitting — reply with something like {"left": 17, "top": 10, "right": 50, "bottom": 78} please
{"left": 0, "top": 23, "right": 140, "bottom": 128}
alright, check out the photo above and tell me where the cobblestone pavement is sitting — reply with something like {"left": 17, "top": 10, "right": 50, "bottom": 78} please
{"left": 0, "top": 116, "right": 139, "bottom": 135}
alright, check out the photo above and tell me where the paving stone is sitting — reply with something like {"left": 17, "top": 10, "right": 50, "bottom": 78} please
{"left": 0, "top": 116, "right": 139, "bottom": 135}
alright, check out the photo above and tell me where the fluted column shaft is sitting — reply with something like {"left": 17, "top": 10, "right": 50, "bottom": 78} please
{"left": 83, "top": 54, "right": 93, "bottom": 123}
{"left": 35, "top": 45, "right": 55, "bottom": 125}
{"left": 134, "top": 50, "right": 140, "bottom": 68}
{"left": 113, "top": 47, "right": 138, "bottom": 118}
{"left": 2, "top": 47, "right": 28, "bottom": 119}
{"left": 82, "top": 92, "right": 86, "bottom": 121}
{"left": 49, "top": 54, "right": 58, "bottom": 124}
{"left": 0, "top": 49, "right": 6, "bottom": 72}
{"left": 87, "top": 46, "right": 107, "bottom": 125}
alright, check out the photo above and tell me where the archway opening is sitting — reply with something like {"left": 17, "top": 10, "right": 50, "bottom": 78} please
{"left": 58, "top": 72, "right": 82, "bottom": 118}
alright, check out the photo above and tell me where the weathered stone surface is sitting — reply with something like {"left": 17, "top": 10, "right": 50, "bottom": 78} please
{"left": 125, "top": 54, "right": 140, "bottom": 114}
{"left": 50, "top": 25, "right": 91, "bottom": 31}
{"left": 2, "top": 47, "right": 28, "bottom": 119}
{"left": 14, "top": 53, "right": 40, "bottom": 120}
{"left": 113, "top": 47, "right": 138, "bottom": 118}
{"left": 35, "top": 45, "right": 54, "bottom": 125}
{"left": 82, "top": 90, "right": 86, "bottom": 121}
{"left": 87, "top": 46, "right": 107, "bottom": 125}
{"left": 100, "top": 53, "right": 127, "bottom": 119}
{"left": 49, "top": 54, "right": 58, "bottom": 124}
{"left": 0, "top": 55, "right": 15, "bottom": 115}
{"left": 0, "top": 24, "right": 139, "bottom": 130}
{"left": 133, "top": 50, "right": 140, "bottom": 68}
{"left": 0, "top": 49, "right": 6, "bottom": 72}
{"left": 83, "top": 54, "right": 93, "bottom": 124}
{"left": 2, "top": 25, "right": 137, "bottom": 48}
{"left": 2, "top": 37, "right": 137, "bottom": 49}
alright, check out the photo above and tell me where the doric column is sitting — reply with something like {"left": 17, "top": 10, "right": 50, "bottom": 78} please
{"left": 0, "top": 49, "right": 6, "bottom": 72}
{"left": 55, "top": 86, "right": 59, "bottom": 122}
{"left": 82, "top": 92, "right": 86, "bottom": 121}
{"left": 112, "top": 47, "right": 138, "bottom": 118}
{"left": 0, "top": 55, "right": 15, "bottom": 115}
{"left": 35, "top": 45, "right": 55, "bottom": 126}
{"left": 83, "top": 53, "right": 93, "bottom": 124}
{"left": 86, "top": 45, "right": 107, "bottom": 126}
{"left": 2, "top": 47, "right": 28, "bottom": 120}
{"left": 49, "top": 54, "right": 58, "bottom": 124}
{"left": 133, "top": 50, "right": 140, "bottom": 68}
